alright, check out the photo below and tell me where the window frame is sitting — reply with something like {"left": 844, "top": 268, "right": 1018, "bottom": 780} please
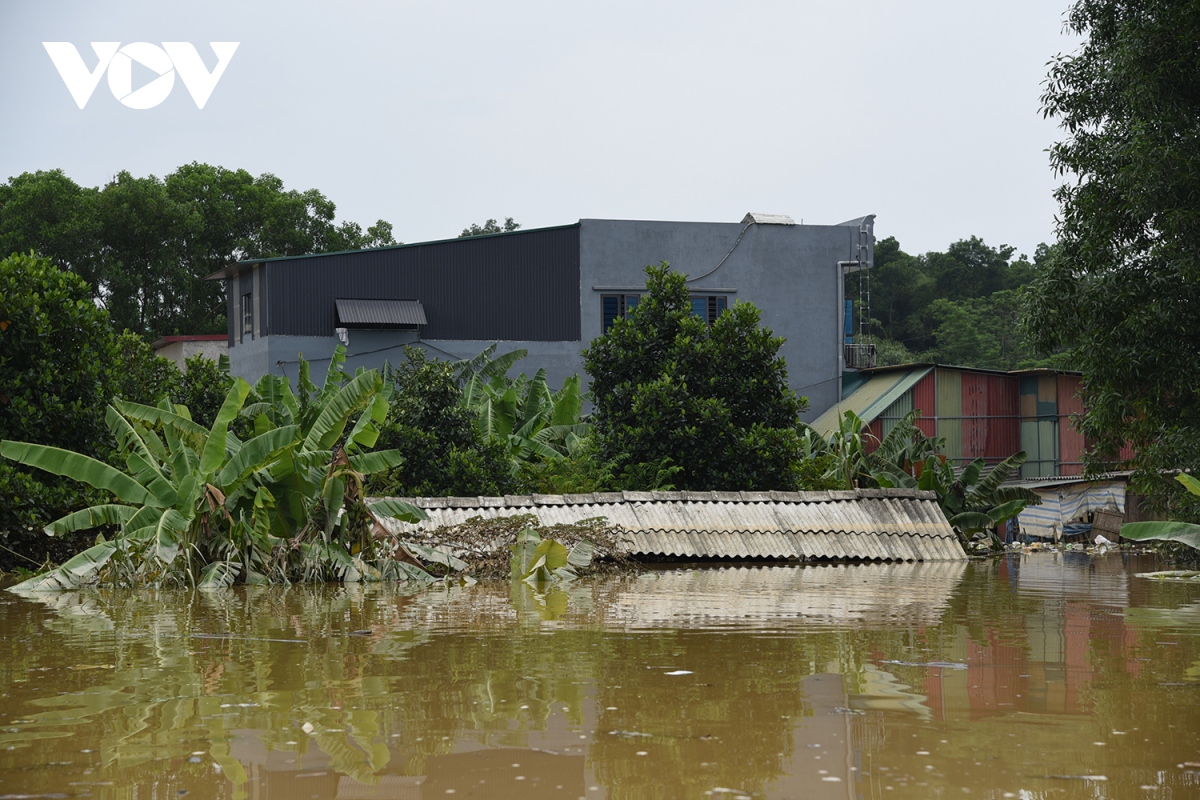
{"left": 241, "top": 291, "right": 254, "bottom": 339}
{"left": 690, "top": 294, "right": 727, "bottom": 324}
{"left": 601, "top": 293, "right": 641, "bottom": 332}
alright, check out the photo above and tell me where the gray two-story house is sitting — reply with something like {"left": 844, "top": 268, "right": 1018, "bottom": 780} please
{"left": 206, "top": 213, "right": 875, "bottom": 420}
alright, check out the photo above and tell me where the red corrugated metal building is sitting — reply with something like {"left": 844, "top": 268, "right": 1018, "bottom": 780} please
{"left": 811, "top": 364, "right": 1121, "bottom": 479}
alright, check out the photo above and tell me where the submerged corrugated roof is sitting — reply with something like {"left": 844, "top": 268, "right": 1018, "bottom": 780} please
{"left": 372, "top": 489, "right": 965, "bottom": 562}
{"left": 335, "top": 298, "right": 427, "bottom": 327}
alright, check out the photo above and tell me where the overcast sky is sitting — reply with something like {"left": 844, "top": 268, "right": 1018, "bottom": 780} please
{"left": 1, "top": 1, "right": 1080, "bottom": 258}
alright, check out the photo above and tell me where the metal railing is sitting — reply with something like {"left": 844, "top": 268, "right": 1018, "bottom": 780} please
{"left": 844, "top": 342, "right": 877, "bottom": 370}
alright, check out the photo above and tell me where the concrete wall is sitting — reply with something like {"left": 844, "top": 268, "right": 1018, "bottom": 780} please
{"left": 229, "top": 331, "right": 579, "bottom": 390}
{"left": 155, "top": 339, "right": 230, "bottom": 370}
{"left": 578, "top": 218, "right": 864, "bottom": 419}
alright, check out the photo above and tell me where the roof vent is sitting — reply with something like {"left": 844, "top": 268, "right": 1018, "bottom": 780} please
{"left": 741, "top": 212, "right": 795, "bottom": 225}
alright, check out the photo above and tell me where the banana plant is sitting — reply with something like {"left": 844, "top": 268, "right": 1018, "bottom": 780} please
{"left": 800, "top": 410, "right": 940, "bottom": 489}
{"left": 451, "top": 344, "right": 530, "bottom": 386}
{"left": 1120, "top": 473, "right": 1200, "bottom": 551}
{"left": 509, "top": 528, "right": 595, "bottom": 585}
{"left": 460, "top": 368, "right": 590, "bottom": 464}
{"left": 915, "top": 451, "right": 1040, "bottom": 542}
{"left": 2, "top": 347, "right": 429, "bottom": 591}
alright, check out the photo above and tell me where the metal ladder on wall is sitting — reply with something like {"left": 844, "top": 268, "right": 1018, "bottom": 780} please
{"left": 842, "top": 220, "right": 876, "bottom": 370}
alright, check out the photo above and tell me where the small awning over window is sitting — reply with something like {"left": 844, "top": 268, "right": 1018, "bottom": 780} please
{"left": 335, "top": 298, "right": 427, "bottom": 328}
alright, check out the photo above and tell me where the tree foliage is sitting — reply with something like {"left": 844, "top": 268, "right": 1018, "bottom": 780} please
{"left": 858, "top": 236, "right": 1058, "bottom": 369}
{"left": 459, "top": 217, "right": 521, "bottom": 238}
{"left": 0, "top": 253, "right": 115, "bottom": 554}
{"left": 370, "top": 348, "right": 514, "bottom": 498}
{"left": 1026, "top": 0, "right": 1200, "bottom": 513}
{"left": 584, "top": 263, "right": 810, "bottom": 491}
{"left": 0, "top": 164, "right": 396, "bottom": 339}
{"left": 0, "top": 253, "right": 242, "bottom": 565}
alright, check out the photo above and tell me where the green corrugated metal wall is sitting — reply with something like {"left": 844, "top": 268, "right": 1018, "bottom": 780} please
{"left": 1019, "top": 375, "right": 1059, "bottom": 477}
{"left": 875, "top": 388, "right": 914, "bottom": 440}
{"left": 936, "top": 369, "right": 962, "bottom": 460}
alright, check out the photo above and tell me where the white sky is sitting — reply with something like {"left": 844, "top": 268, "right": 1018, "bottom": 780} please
{"left": 0, "top": 1, "right": 1080, "bottom": 258}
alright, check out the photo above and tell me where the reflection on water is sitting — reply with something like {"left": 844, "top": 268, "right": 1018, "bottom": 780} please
{"left": 0, "top": 553, "right": 1197, "bottom": 799}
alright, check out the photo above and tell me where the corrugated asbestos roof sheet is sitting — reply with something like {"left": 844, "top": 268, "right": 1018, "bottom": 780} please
{"left": 810, "top": 365, "right": 932, "bottom": 435}
{"left": 335, "top": 298, "right": 427, "bottom": 327}
{"left": 742, "top": 212, "right": 796, "bottom": 225}
{"left": 372, "top": 489, "right": 965, "bottom": 562}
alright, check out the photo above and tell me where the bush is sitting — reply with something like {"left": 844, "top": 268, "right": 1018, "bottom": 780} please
{"left": 583, "top": 263, "right": 812, "bottom": 491}
{"left": 109, "top": 330, "right": 181, "bottom": 407}
{"left": 174, "top": 353, "right": 234, "bottom": 430}
{"left": 370, "top": 348, "right": 514, "bottom": 498}
{"left": 0, "top": 255, "right": 192, "bottom": 569}
{"left": 0, "top": 253, "right": 117, "bottom": 562}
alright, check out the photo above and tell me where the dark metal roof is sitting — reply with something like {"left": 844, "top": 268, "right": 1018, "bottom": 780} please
{"left": 335, "top": 298, "right": 427, "bottom": 327}
{"left": 203, "top": 222, "right": 582, "bottom": 282}
{"left": 372, "top": 489, "right": 965, "bottom": 562}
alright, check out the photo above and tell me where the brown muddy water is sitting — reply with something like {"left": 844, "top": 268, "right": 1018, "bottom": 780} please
{"left": 0, "top": 552, "right": 1197, "bottom": 800}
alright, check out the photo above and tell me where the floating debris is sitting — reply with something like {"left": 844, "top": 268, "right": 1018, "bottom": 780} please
{"left": 881, "top": 660, "right": 968, "bottom": 670}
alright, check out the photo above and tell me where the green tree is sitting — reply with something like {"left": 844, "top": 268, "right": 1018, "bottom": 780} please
{"left": 0, "top": 169, "right": 101, "bottom": 285}
{"left": 108, "top": 331, "right": 181, "bottom": 408}
{"left": 1026, "top": 0, "right": 1200, "bottom": 512}
{"left": 0, "top": 253, "right": 116, "bottom": 562}
{"left": 370, "top": 348, "right": 514, "bottom": 498}
{"left": 0, "top": 164, "right": 397, "bottom": 339}
{"left": 459, "top": 217, "right": 521, "bottom": 237}
{"left": 860, "top": 236, "right": 1057, "bottom": 369}
{"left": 584, "top": 263, "right": 810, "bottom": 491}
{"left": 173, "top": 354, "right": 235, "bottom": 431}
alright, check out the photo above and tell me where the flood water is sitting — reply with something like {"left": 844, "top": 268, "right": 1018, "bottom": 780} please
{"left": 0, "top": 552, "right": 1197, "bottom": 800}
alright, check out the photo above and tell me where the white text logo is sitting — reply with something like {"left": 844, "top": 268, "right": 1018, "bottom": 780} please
{"left": 43, "top": 42, "right": 239, "bottom": 109}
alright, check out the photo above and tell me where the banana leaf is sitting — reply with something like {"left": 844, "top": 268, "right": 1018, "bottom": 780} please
{"left": 509, "top": 528, "right": 543, "bottom": 579}
{"left": 949, "top": 511, "right": 993, "bottom": 535}
{"left": 551, "top": 375, "right": 583, "bottom": 427}
{"left": 566, "top": 540, "right": 595, "bottom": 569}
{"left": 525, "top": 540, "right": 569, "bottom": 582}
{"left": 44, "top": 504, "right": 138, "bottom": 537}
{"left": 347, "top": 449, "right": 403, "bottom": 475}
{"left": 124, "top": 452, "right": 177, "bottom": 507}
{"left": 115, "top": 399, "right": 210, "bottom": 449}
{"left": 345, "top": 394, "right": 389, "bottom": 453}
{"left": 1120, "top": 521, "right": 1200, "bottom": 550}
{"left": 215, "top": 425, "right": 300, "bottom": 495}
{"left": 0, "top": 441, "right": 154, "bottom": 507}
{"left": 967, "top": 451, "right": 1028, "bottom": 503}
{"left": 198, "top": 380, "right": 252, "bottom": 480}
{"left": 9, "top": 540, "right": 118, "bottom": 592}
{"left": 985, "top": 498, "right": 1028, "bottom": 525}
{"left": 402, "top": 541, "right": 468, "bottom": 572}
{"left": 105, "top": 405, "right": 161, "bottom": 469}
{"left": 199, "top": 560, "right": 241, "bottom": 589}
{"left": 1176, "top": 473, "right": 1200, "bottom": 496}
{"left": 367, "top": 499, "right": 428, "bottom": 523}
{"left": 303, "top": 370, "right": 381, "bottom": 453}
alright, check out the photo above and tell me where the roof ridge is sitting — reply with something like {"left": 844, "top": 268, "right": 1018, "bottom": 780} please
{"left": 378, "top": 489, "right": 939, "bottom": 507}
